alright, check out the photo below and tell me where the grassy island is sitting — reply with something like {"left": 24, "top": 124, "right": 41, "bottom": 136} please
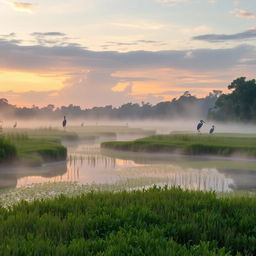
{"left": 0, "top": 187, "right": 255, "bottom": 255}
{"left": 101, "top": 133, "right": 256, "bottom": 157}
{"left": 0, "top": 138, "right": 17, "bottom": 163}
{"left": 0, "top": 134, "right": 67, "bottom": 166}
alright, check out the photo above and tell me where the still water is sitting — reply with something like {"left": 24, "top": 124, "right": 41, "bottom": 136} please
{"left": 1, "top": 135, "right": 256, "bottom": 192}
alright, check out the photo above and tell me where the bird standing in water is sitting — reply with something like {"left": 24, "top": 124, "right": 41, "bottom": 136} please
{"left": 197, "top": 120, "right": 205, "bottom": 133}
{"left": 62, "top": 116, "right": 67, "bottom": 128}
{"left": 209, "top": 125, "right": 215, "bottom": 134}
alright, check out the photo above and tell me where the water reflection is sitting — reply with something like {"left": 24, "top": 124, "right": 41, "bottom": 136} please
{"left": 1, "top": 161, "right": 67, "bottom": 188}
{"left": 110, "top": 166, "right": 233, "bottom": 192}
{"left": 0, "top": 138, "right": 255, "bottom": 192}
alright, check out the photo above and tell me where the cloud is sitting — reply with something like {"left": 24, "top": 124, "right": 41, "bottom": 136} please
{"left": 111, "top": 20, "right": 164, "bottom": 30}
{"left": 101, "top": 40, "right": 166, "bottom": 49}
{"left": 31, "top": 32, "right": 66, "bottom": 37}
{"left": 193, "top": 28, "right": 256, "bottom": 42}
{"left": 181, "top": 25, "right": 212, "bottom": 35}
{"left": 0, "top": 39, "right": 254, "bottom": 73}
{"left": 157, "top": 0, "right": 187, "bottom": 3}
{"left": 0, "top": 39, "right": 255, "bottom": 107}
{"left": 29, "top": 32, "right": 78, "bottom": 47}
{"left": 0, "top": 40, "right": 253, "bottom": 72}
{"left": 9, "top": 2, "right": 34, "bottom": 13}
{"left": 231, "top": 9, "right": 256, "bottom": 19}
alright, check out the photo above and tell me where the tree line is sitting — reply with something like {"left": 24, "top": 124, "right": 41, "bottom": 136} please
{"left": 0, "top": 91, "right": 219, "bottom": 121}
{"left": 1, "top": 77, "right": 254, "bottom": 122}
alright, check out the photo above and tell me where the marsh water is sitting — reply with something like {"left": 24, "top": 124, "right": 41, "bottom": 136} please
{"left": 1, "top": 133, "right": 256, "bottom": 192}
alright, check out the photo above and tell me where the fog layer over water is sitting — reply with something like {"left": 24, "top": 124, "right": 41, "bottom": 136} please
{"left": 1, "top": 120, "right": 256, "bottom": 192}
{"left": 2, "top": 119, "right": 256, "bottom": 134}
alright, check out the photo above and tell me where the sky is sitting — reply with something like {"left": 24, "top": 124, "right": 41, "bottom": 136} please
{"left": 0, "top": 0, "right": 256, "bottom": 107}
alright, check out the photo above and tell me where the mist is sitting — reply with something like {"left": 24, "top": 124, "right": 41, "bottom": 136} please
{"left": 1, "top": 118, "right": 256, "bottom": 135}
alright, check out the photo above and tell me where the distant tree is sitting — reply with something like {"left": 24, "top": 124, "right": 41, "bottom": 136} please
{"left": 209, "top": 77, "right": 256, "bottom": 121}
{"left": 0, "top": 98, "right": 8, "bottom": 105}
{"left": 0, "top": 90, "right": 221, "bottom": 121}
{"left": 183, "top": 91, "right": 192, "bottom": 97}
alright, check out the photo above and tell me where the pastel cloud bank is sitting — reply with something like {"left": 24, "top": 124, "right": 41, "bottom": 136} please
{"left": 9, "top": 1, "right": 34, "bottom": 13}
{"left": 0, "top": 38, "right": 255, "bottom": 107}
{"left": 1, "top": 0, "right": 256, "bottom": 107}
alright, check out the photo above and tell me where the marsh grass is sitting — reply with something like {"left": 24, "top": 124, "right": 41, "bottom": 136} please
{"left": 1, "top": 132, "right": 67, "bottom": 165}
{"left": 14, "top": 137, "right": 67, "bottom": 165}
{"left": 102, "top": 133, "right": 256, "bottom": 157}
{"left": 0, "top": 186, "right": 255, "bottom": 255}
{"left": 5, "top": 127, "right": 79, "bottom": 141}
{"left": 0, "top": 137, "right": 17, "bottom": 163}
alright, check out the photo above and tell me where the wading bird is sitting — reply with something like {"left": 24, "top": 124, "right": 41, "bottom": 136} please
{"left": 62, "top": 116, "right": 67, "bottom": 128}
{"left": 197, "top": 120, "right": 205, "bottom": 133}
{"left": 13, "top": 122, "right": 17, "bottom": 128}
{"left": 209, "top": 125, "right": 215, "bottom": 134}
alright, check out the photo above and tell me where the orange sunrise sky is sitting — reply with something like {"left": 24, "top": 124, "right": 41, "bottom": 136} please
{"left": 0, "top": 0, "right": 256, "bottom": 107}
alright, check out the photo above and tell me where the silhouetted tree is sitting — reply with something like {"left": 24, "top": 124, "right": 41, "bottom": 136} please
{"left": 209, "top": 77, "right": 256, "bottom": 121}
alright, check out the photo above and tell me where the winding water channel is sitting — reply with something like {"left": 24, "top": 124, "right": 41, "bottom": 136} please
{"left": 1, "top": 134, "right": 256, "bottom": 192}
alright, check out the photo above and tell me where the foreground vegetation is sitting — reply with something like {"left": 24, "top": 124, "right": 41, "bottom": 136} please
{"left": 0, "top": 187, "right": 255, "bottom": 255}
{"left": 102, "top": 133, "right": 256, "bottom": 157}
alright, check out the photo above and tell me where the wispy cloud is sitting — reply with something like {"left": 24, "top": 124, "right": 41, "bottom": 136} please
{"left": 181, "top": 25, "right": 212, "bottom": 35}
{"left": 31, "top": 32, "right": 66, "bottom": 37}
{"left": 29, "top": 32, "right": 77, "bottom": 47}
{"left": 193, "top": 28, "right": 256, "bottom": 42}
{"left": 8, "top": 1, "right": 34, "bottom": 13}
{"left": 111, "top": 20, "right": 164, "bottom": 30}
{"left": 157, "top": 0, "right": 186, "bottom": 2}
{"left": 231, "top": 9, "right": 256, "bottom": 19}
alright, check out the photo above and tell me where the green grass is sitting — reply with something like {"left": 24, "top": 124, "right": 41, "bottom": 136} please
{"left": 1, "top": 133, "right": 67, "bottom": 166}
{"left": 101, "top": 149, "right": 256, "bottom": 171}
{"left": 0, "top": 137, "right": 17, "bottom": 163}
{"left": 4, "top": 127, "right": 79, "bottom": 141}
{"left": 102, "top": 133, "right": 256, "bottom": 157}
{"left": 0, "top": 187, "right": 255, "bottom": 255}
{"left": 14, "top": 138, "right": 67, "bottom": 166}
{"left": 4, "top": 125, "right": 154, "bottom": 142}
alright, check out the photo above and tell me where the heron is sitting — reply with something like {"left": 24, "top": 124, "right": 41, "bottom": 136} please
{"left": 13, "top": 122, "right": 17, "bottom": 128}
{"left": 62, "top": 116, "right": 67, "bottom": 128}
{"left": 209, "top": 125, "right": 215, "bottom": 134}
{"left": 197, "top": 120, "right": 206, "bottom": 133}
